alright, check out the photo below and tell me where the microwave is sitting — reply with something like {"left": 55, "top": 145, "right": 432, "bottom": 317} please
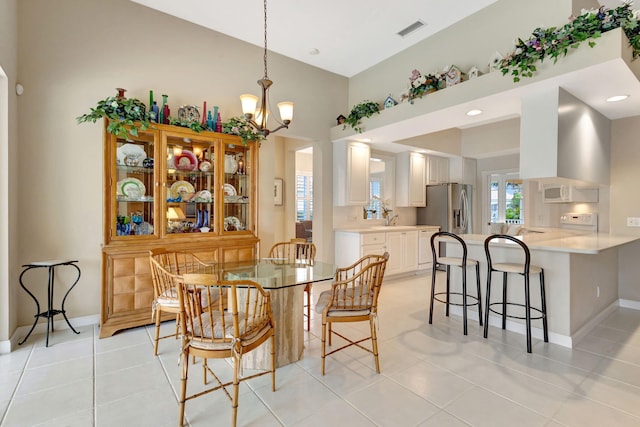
{"left": 543, "top": 184, "right": 598, "bottom": 203}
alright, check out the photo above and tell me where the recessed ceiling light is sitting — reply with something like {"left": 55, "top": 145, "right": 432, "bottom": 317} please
{"left": 309, "top": 48, "right": 320, "bottom": 55}
{"left": 606, "top": 95, "right": 629, "bottom": 102}
{"left": 466, "top": 109, "right": 483, "bottom": 116}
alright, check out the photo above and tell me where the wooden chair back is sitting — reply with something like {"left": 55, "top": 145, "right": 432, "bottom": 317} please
{"left": 268, "top": 239, "right": 316, "bottom": 265}
{"left": 328, "top": 253, "right": 389, "bottom": 313}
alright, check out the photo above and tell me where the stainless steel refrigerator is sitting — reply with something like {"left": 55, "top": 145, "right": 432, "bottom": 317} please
{"left": 416, "top": 183, "right": 473, "bottom": 234}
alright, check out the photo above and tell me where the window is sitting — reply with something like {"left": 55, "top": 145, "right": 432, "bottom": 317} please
{"left": 296, "top": 173, "right": 313, "bottom": 221}
{"left": 366, "top": 157, "right": 385, "bottom": 219}
{"left": 489, "top": 172, "right": 523, "bottom": 224}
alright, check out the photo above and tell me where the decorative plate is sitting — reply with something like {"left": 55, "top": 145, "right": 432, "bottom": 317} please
{"left": 198, "top": 159, "right": 212, "bottom": 172}
{"left": 178, "top": 105, "right": 200, "bottom": 123}
{"left": 116, "top": 143, "right": 147, "bottom": 166}
{"left": 170, "top": 180, "right": 195, "bottom": 199}
{"left": 173, "top": 150, "right": 198, "bottom": 171}
{"left": 224, "top": 216, "right": 243, "bottom": 231}
{"left": 223, "top": 183, "right": 237, "bottom": 196}
{"left": 195, "top": 190, "right": 212, "bottom": 202}
{"left": 224, "top": 154, "right": 238, "bottom": 174}
{"left": 116, "top": 177, "right": 146, "bottom": 198}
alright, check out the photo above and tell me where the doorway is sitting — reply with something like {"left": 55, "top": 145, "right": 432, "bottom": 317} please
{"left": 295, "top": 147, "right": 313, "bottom": 242}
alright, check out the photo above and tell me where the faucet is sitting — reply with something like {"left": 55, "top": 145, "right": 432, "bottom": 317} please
{"left": 385, "top": 213, "right": 399, "bottom": 226}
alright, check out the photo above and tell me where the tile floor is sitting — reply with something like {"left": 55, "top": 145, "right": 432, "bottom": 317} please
{"left": 2, "top": 273, "right": 640, "bottom": 426}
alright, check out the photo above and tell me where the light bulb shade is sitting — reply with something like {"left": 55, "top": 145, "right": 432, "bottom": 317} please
{"left": 240, "top": 94, "right": 258, "bottom": 116}
{"left": 277, "top": 102, "right": 294, "bottom": 122}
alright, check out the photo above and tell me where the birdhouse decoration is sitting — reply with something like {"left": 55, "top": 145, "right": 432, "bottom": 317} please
{"left": 468, "top": 66, "right": 481, "bottom": 80}
{"left": 444, "top": 65, "right": 467, "bottom": 87}
{"left": 383, "top": 94, "right": 398, "bottom": 109}
{"left": 489, "top": 51, "right": 504, "bottom": 72}
{"left": 336, "top": 114, "right": 346, "bottom": 125}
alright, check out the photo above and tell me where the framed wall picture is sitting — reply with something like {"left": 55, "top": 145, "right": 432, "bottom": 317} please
{"left": 274, "top": 178, "right": 283, "bottom": 206}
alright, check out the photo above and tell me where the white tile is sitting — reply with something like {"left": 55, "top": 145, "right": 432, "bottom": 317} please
{"left": 445, "top": 386, "right": 549, "bottom": 427}
{"left": 33, "top": 409, "right": 95, "bottom": 427}
{"left": 575, "top": 372, "right": 640, "bottom": 418}
{"left": 2, "top": 378, "right": 93, "bottom": 426}
{"left": 591, "top": 356, "right": 640, "bottom": 388}
{"left": 291, "top": 398, "right": 376, "bottom": 427}
{"left": 17, "top": 355, "right": 93, "bottom": 396}
{"left": 553, "top": 395, "right": 640, "bottom": 426}
{"left": 345, "top": 377, "right": 440, "bottom": 427}
{"left": 96, "top": 387, "right": 177, "bottom": 427}
{"left": 95, "top": 360, "right": 170, "bottom": 404}
{"left": 95, "top": 325, "right": 152, "bottom": 354}
{"left": 387, "top": 359, "right": 475, "bottom": 407}
{"left": 27, "top": 336, "right": 93, "bottom": 369}
{"left": 95, "top": 342, "right": 157, "bottom": 375}
{"left": 417, "top": 410, "right": 472, "bottom": 427}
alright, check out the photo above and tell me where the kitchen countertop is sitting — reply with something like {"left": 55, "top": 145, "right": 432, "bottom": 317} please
{"left": 456, "top": 232, "right": 640, "bottom": 254}
{"left": 334, "top": 225, "right": 440, "bottom": 233}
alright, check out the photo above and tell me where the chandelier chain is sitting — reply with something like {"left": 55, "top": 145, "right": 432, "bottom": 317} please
{"left": 263, "top": 0, "right": 268, "bottom": 79}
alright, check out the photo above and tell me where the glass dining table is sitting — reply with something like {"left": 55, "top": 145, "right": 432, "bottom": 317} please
{"left": 217, "top": 259, "right": 336, "bottom": 368}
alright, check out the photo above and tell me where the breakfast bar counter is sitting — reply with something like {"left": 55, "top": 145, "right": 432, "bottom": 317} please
{"left": 443, "top": 231, "right": 640, "bottom": 347}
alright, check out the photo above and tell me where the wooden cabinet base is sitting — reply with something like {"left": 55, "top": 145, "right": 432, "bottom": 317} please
{"left": 100, "top": 238, "right": 258, "bottom": 338}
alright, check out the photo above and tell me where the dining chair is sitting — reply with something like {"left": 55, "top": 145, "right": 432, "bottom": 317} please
{"left": 148, "top": 248, "right": 216, "bottom": 356}
{"left": 315, "top": 252, "right": 389, "bottom": 375}
{"left": 177, "top": 274, "right": 276, "bottom": 427}
{"left": 268, "top": 238, "right": 316, "bottom": 330}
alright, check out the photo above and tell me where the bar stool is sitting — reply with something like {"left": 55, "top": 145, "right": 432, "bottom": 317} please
{"left": 429, "top": 232, "right": 482, "bottom": 335}
{"left": 483, "top": 234, "right": 548, "bottom": 353}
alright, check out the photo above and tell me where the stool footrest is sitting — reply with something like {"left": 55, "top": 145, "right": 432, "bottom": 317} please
{"left": 433, "top": 292, "right": 480, "bottom": 307}
{"left": 487, "top": 302, "right": 545, "bottom": 321}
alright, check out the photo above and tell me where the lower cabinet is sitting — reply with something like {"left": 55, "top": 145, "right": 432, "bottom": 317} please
{"left": 385, "top": 231, "right": 418, "bottom": 276}
{"left": 335, "top": 229, "right": 426, "bottom": 276}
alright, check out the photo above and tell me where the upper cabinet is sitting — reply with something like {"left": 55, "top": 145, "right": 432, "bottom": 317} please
{"left": 395, "top": 152, "right": 426, "bottom": 207}
{"left": 426, "top": 155, "right": 449, "bottom": 185}
{"left": 334, "top": 141, "right": 370, "bottom": 206}
{"left": 449, "top": 157, "right": 477, "bottom": 186}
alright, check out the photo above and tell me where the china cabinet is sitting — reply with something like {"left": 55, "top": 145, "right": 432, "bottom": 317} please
{"left": 100, "top": 121, "right": 259, "bottom": 338}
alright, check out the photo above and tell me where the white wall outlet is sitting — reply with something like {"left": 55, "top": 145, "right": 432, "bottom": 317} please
{"left": 627, "top": 217, "right": 640, "bottom": 227}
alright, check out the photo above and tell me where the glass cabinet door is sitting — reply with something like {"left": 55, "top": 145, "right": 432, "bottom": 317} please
{"left": 222, "top": 142, "right": 252, "bottom": 234}
{"left": 113, "top": 132, "right": 156, "bottom": 239}
{"left": 164, "top": 133, "right": 216, "bottom": 235}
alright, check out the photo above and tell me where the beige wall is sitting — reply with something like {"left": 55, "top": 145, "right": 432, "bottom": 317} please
{"left": 0, "top": 0, "right": 19, "bottom": 344}
{"left": 347, "top": 0, "right": 575, "bottom": 108}
{"left": 11, "top": 0, "right": 347, "bottom": 332}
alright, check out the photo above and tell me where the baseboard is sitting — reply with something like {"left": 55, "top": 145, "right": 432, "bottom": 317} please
{"left": 449, "top": 299, "right": 640, "bottom": 349}
{"left": 0, "top": 314, "right": 100, "bottom": 354}
{"left": 619, "top": 298, "right": 640, "bottom": 310}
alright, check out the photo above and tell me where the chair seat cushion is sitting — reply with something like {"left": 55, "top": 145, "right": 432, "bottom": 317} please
{"left": 188, "top": 311, "right": 272, "bottom": 351}
{"left": 492, "top": 262, "right": 542, "bottom": 274}
{"left": 315, "top": 288, "right": 372, "bottom": 316}
{"left": 438, "top": 257, "right": 479, "bottom": 267}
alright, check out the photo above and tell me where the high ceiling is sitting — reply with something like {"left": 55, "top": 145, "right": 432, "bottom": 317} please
{"left": 131, "top": 1, "right": 618, "bottom": 78}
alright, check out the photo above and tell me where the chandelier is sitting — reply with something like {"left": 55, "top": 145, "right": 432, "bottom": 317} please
{"left": 240, "top": 0, "right": 294, "bottom": 137}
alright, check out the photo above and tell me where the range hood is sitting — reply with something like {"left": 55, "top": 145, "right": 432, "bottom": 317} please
{"left": 520, "top": 87, "right": 610, "bottom": 186}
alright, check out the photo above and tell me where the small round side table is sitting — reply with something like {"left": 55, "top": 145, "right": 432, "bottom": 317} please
{"left": 19, "top": 259, "right": 81, "bottom": 347}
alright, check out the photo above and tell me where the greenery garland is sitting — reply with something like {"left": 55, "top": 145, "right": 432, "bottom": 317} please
{"left": 221, "top": 116, "right": 266, "bottom": 145}
{"left": 501, "top": 2, "right": 640, "bottom": 82}
{"left": 77, "top": 95, "right": 151, "bottom": 139}
{"left": 343, "top": 101, "right": 381, "bottom": 133}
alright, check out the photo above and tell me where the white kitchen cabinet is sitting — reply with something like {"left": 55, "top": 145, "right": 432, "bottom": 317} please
{"left": 385, "top": 230, "right": 418, "bottom": 276}
{"left": 335, "top": 228, "right": 424, "bottom": 276}
{"left": 395, "top": 152, "right": 426, "bottom": 207}
{"left": 449, "top": 157, "right": 477, "bottom": 186}
{"left": 417, "top": 228, "right": 438, "bottom": 271}
{"left": 333, "top": 141, "right": 370, "bottom": 206}
{"left": 427, "top": 155, "right": 449, "bottom": 185}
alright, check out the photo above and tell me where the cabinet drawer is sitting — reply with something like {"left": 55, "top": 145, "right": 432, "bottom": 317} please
{"left": 361, "top": 233, "right": 385, "bottom": 245}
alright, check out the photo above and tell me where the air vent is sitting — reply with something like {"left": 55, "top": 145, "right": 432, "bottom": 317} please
{"left": 397, "top": 20, "right": 425, "bottom": 37}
